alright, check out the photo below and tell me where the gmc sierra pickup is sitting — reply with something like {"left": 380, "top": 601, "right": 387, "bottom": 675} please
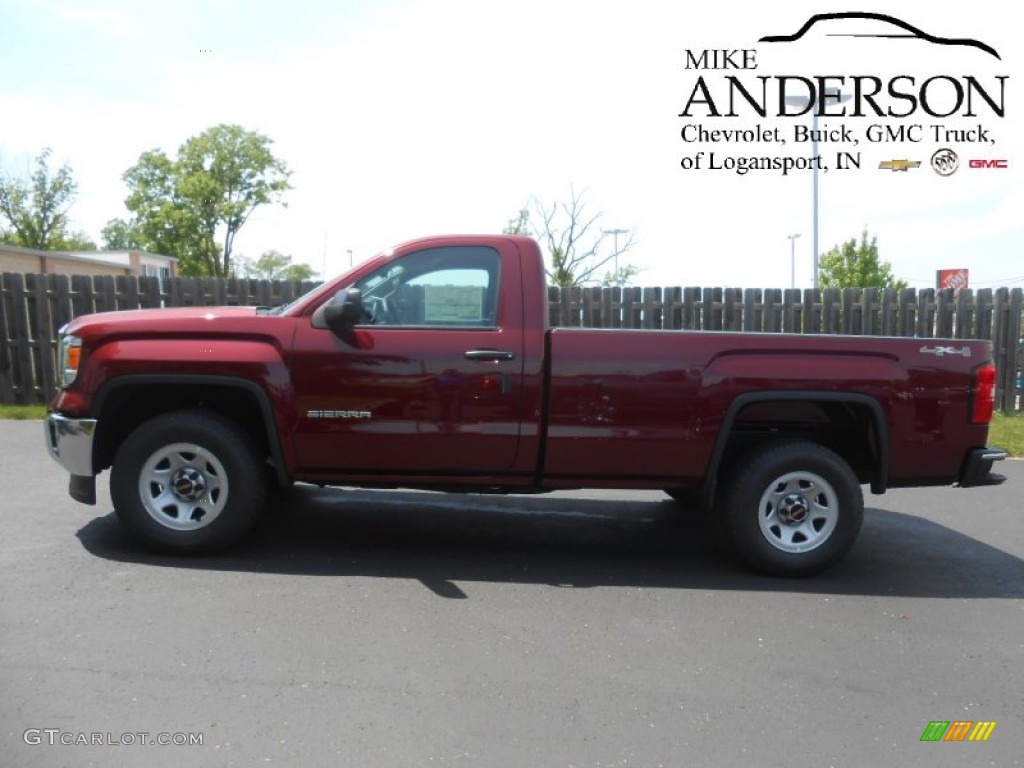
{"left": 45, "top": 235, "right": 1007, "bottom": 575}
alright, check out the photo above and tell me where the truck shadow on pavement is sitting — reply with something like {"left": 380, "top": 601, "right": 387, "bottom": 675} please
{"left": 76, "top": 486, "right": 1024, "bottom": 599}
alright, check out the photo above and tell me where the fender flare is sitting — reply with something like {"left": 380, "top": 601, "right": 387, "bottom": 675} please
{"left": 700, "top": 391, "right": 889, "bottom": 509}
{"left": 92, "top": 374, "right": 291, "bottom": 487}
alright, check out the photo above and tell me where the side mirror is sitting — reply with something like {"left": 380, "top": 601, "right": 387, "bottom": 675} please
{"left": 313, "top": 289, "right": 364, "bottom": 333}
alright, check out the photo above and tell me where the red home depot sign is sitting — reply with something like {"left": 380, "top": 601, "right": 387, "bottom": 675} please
{"left": 937, "top": 269, "right": 969, "bottom": 293}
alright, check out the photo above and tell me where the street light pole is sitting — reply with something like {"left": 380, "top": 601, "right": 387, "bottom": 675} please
{"left": 784, "top": 89, "right": 851, "bottom": 290}
{"left": 602, "top": 228, "right": 628, "bottom": 276}
{"left": 812, "top": 109, "right": 821, "bottom": 290}
{"left": 787, "top": 233, "right": 801, "bottom": 289}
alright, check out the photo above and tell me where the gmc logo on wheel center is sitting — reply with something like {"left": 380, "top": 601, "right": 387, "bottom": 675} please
{"left": 969, "top": 159, "right": 1009, "bottom": 168}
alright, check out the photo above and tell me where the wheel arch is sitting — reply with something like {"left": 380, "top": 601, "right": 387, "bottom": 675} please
{"left": 700, "top": 391, "right": 889, "bottom": 510}
{"left": 92, "top": 374, "right": 290, "bottom": 487}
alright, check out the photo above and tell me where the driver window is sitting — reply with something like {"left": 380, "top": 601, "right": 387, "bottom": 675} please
{"left": 352, "top": 246, "right": 501, "bottom": 328}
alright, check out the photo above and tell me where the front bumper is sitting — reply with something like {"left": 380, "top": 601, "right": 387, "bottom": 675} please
{"left": 45, "top": 413, "right": 97, "bottom": 476}
{"left": 45, "top": 414, "right": 98, "bottom": 504}
{"left": 957, "top": 446, "right": 1008, "bottom": 487}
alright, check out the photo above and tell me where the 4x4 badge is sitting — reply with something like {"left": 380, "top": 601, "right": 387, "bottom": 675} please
{"left": 920, "top": 345, "right": 971, "bottom": 357}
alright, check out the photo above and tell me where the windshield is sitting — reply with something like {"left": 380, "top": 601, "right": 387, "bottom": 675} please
{"left": 269, "top": 252, "right": 392, "bottom": 316}
{"left": 263, "top": 284, "right": 322, "bottom": 315}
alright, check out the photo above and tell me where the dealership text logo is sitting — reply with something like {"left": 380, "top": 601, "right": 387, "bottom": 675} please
{"left": 680, "top": 13, "right": 1007, "bottom": 119}
{"left": 920, "top": 720, "right": 997, "bottom": 742}
{"left": 878, "top": 159, "right": 921, "bottom": 171}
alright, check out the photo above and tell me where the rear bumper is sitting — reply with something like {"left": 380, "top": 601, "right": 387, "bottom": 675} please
{"left": 44, "top": 413, "right": 97, "bottom": 478}
{"left": 958, "top": 447, "right": 1008, "bottom": 488}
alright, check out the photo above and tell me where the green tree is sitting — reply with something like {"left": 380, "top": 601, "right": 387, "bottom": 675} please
{"left": 818, "top": 230, "right": 908, "bottom": 290}
{"left": 253, "top": 250, "right": 292, "bottom": 279}
{"left": 122, "top": 125, "right": 292, "bottom": 276}
{"left": 60, "top": 232, "right": 98, "bottom": 251}
{"left": 600, "top": 264, "right": 642, "bottom": 287}
{"left": 234, "top": 250, "right": 317, "bottom": 280}
{"left": 503, "top": 209, "right": 530, "bottom": 235}
{"left": 101, "top": 218, "right": 143, "bottom": 250}
{"left": 121, "top": 150, "right": 193, "bottom": 260}
{"left": 282, "top": 262, "right": 317, "bottom": 281}
{"left": 506, "top": 189, "right": 639, "bottom": 288}
{"left": 0, "top": 148, "right": 97, "bottom": 250}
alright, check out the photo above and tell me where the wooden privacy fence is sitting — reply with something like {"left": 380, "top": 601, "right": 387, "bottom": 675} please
{"left": 548, "top": 284, "right": 1022, "bottom": 412}
{"left": 0, "top": 272, "right": 1021, "bottom": 410}
{"left": 0, "top": 273, "right": 318, "bottom": 406}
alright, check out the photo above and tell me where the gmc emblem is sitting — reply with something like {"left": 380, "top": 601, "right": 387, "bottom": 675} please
{"left": 968, "top": 159, "right": 1008, "bottom": 169}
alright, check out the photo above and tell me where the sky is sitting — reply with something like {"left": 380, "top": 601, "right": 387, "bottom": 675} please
{"left": 0, "top": 0, "right": 1020, "bottom": 290}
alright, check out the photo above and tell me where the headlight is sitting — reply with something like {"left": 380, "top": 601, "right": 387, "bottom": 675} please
{"left": 59, "top": 335, "right": 83, "bottom": 387}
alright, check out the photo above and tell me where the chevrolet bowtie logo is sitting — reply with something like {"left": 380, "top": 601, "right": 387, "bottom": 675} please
{"left": 879, "top": 159, "right": 922, "bottom": 171}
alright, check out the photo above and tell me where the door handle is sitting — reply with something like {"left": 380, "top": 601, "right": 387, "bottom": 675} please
{"left": 464, "top": 349, "right": 515, "bottom": 362}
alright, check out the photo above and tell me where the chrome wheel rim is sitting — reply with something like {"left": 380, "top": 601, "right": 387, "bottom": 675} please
{"left": 138, "top": 443, "right": 228, "bottom": 531}
{"left": 757, "top": 470, "right": 839, "bottom": 553}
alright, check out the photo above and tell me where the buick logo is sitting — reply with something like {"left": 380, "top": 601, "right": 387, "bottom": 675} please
{"left": 931, "top": 148, "right": 959, "bottom": 176}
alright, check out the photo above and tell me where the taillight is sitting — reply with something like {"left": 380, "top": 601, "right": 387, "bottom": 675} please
{"left": 970, "top": 363, "right": 996, "bottom": 424}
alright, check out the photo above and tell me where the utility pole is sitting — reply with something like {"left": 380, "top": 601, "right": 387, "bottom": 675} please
{"left": 787, "top": 233, "right": 801, "bottom": 289}
{"left": 602, "top": 228, "right": 628, "bottom": 276}
{"left": 784, "top": 89, "right": 851, "bottom": 289}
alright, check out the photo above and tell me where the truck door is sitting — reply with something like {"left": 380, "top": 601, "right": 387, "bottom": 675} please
{"left": 289, "top": 243, "right": 526, "bottom": 475}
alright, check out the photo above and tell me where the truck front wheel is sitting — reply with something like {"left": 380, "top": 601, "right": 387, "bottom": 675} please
{"left": 720, "top": 440, "right": 863, "bottom": 576}
{"left": 110, "top": 410, "right": 267, "bottom": 554}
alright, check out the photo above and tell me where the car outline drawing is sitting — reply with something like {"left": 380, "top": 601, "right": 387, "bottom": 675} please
{"left": 758, "top": 12, "right": 1000, "bottom": 60}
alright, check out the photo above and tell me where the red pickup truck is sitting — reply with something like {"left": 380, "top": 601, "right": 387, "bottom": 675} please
{"left": 45, "top": 235, "right": 1006, "bottom": 575}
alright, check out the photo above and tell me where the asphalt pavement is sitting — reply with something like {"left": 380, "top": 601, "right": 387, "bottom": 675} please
{"left": 2, "top": 419, "right": 1022, "bottom": 767}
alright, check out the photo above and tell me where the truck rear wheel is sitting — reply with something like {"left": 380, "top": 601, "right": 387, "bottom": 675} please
{"left": 720, "top": 440, "right": 863, "bottom": 576}
{"left": 110, "top": 410, "right": 267, "bottom": 554}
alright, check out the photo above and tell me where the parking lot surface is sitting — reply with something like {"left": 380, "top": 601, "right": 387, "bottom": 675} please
{"left": 2, "top": 419, "right": 1022, "bottom": 767}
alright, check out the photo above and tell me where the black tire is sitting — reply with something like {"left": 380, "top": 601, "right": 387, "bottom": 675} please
{"left": 719, "top": 440, "right": 863, "bottom": 576}
{"left": 110, "top": 410, "right": 268, "bottom": 554}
